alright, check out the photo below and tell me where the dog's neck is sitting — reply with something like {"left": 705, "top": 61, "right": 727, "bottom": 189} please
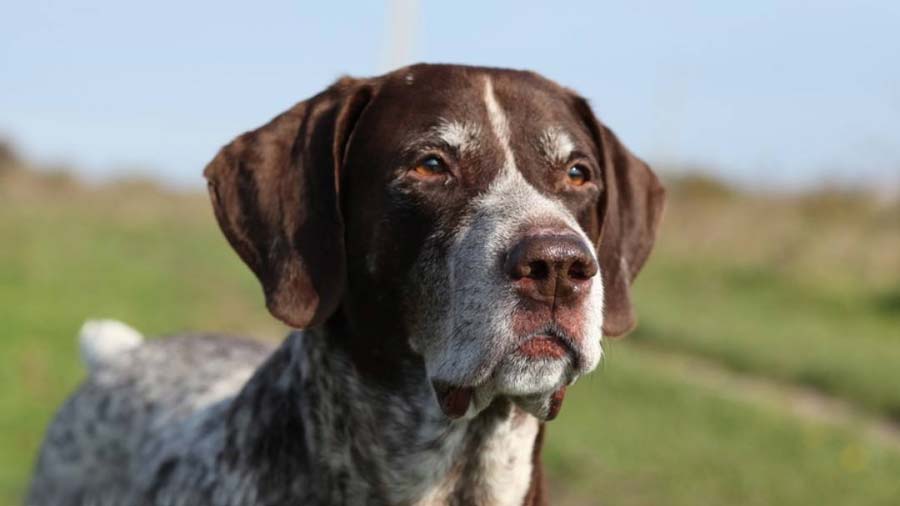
{"left": 224, "top": 329, "right": 545, "bottom": 506}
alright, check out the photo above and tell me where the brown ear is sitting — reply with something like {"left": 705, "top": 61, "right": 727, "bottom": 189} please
{"left": 573, "top": 97, "right": 666, "bottom": 337}
{"left": 203, "top": 78, "right": 373, "bottom": 328}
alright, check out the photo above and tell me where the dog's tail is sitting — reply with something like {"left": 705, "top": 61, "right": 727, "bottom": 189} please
{"left": 78, "top": 319, "right": 144, "bottom": 371}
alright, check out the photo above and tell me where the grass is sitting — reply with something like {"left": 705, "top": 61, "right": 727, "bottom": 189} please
{"left": 629, "top": 178, "right": 900, "bottom": 419}
{"left": 631, "top": 259, "right": 900, "bottom": 419}
{"left": 548, "top": 346, "right": 900, "bottom": 506}
{"left": 1, "top": 165, "right": 898, "bottom": 505}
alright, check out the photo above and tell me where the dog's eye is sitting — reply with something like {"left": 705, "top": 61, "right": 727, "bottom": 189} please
{"left": 413, "top": 156, "right": 448, "bottom": 177}
{"left": 566, "top": 164, "right": 589, "bottom": 186}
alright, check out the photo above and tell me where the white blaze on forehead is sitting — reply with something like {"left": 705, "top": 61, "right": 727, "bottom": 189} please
{"left": 539, "top": 126, "right": 575, "bottom": 164}
{"left": 477, "top": 77, "right": 598, "bottom": 263}
{"left": 433, "top": 119, "right": 481, "bottom": 155}
{"left": 483, "top": 78, "right": 516, "bottom": 172}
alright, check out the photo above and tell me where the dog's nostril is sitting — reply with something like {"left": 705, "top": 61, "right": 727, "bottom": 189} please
{"left": 568, "top": 259, "right": 598, "bottom": 281}
{"left": 527, "top": 260, "right": 550, "bottom": 280}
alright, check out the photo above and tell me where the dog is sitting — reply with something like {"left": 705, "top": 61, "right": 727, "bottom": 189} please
{"left": 28, "top": 63, "right": 665, "bottom": 506}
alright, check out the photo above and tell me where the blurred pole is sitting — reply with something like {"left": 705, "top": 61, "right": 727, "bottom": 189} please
{"left": 380, "top": 0, "right": 421, "bottom": 72}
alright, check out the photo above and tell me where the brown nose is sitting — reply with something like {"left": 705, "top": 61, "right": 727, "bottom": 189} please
{"left": 505, "top": 232, "right": 598, "bottom": 304}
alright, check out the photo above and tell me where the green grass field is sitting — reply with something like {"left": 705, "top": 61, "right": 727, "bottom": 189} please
{"left": 2, "top": 160, "right": 898, "bottom": 505}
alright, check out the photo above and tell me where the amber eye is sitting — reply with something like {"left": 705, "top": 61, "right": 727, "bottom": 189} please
{"left": 566, "top": 164, "right": 588, "bottom": 186}
{"left": 413, "top": 156, "right": 448, "bottom": 177}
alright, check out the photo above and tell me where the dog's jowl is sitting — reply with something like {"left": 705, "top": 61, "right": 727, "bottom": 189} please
{"left": 28, "top": 64, "right": 665, "bottom": 506}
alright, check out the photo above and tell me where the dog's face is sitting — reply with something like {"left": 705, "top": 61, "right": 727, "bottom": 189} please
{"left": 205, "top": 64, "right": 665, "bottom": 420}
{"left": 342, "top": 68, "right": 607, "bottom": 418}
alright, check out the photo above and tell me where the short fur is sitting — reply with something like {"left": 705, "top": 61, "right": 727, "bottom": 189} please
{"left": 29, "top": 64, "right": 665, "bottom": 505}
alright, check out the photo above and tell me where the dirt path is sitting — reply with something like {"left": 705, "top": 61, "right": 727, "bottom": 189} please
{"left": 630, "top": 343, "right": 900, "bottom": 451}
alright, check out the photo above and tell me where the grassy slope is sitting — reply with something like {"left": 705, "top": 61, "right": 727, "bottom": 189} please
{"left": 548, "top": 346, "right": 900, "bottom": 506}
{"left": 1, "top": 170, "right": 898, "bottom": 504}
{"left": 633, "top": 180, "right": 900, "bottom": 419}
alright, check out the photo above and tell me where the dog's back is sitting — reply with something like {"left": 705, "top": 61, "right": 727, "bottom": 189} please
{"left": 28, "top": 321, "right": 272, "bottom": 505}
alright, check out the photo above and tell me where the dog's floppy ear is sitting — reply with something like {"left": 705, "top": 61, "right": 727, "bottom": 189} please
{"left": 573, "top": 96, "right": 666, "bottom": 337}
{"left": 204, "top": 78, "right": 374, "bottom": 328}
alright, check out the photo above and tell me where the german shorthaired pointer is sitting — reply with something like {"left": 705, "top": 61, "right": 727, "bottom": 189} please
{"left": 29, "top": 64, "right": 665, "bottom": 505}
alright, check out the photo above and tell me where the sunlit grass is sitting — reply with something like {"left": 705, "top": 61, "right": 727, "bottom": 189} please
{"left": 631, "top": 177, "right": 900, "bottom": 418}
{"left": 549, "top": 344, "right": 900, "bottom": 506}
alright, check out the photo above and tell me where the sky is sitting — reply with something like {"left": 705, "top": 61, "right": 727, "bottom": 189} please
{"left": 3, "top": 0, "right": 899, "bottom": 189}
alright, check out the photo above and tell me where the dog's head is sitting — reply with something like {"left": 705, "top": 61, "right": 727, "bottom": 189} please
{"left": 205, "top": 64, "right": 665, "bottom": 420}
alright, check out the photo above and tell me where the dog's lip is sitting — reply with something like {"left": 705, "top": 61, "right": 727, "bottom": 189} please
{"left": 518, "top": 334, "right": 569, "bottom": 359}
{"left": 431, "top": 381, "right": 474, "bottom": 419}
{"left": 516, "top": 327, "right": 579, "bottom": 366}
{"left": 546, "top": 387, "right": 568, "bottom": 420}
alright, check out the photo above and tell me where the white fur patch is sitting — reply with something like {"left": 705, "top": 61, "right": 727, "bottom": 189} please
{"left": 79, "top": 319, "right": 144, "bottom": 370}
{"left": 433, "top": 119, "right": 481, "bottom": 155}
{"left": 483, "top": 78, "right": 515, "bottom": 171}
{"left": 539, "top": 126, "right": 575, "bottom": 164}
{"left": 479, "top": 414, "right": 539, "bottom": 506}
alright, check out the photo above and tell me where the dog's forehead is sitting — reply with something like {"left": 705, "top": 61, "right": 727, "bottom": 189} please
{"left": 367, "top": 65, "right": 590, "bottom": 165}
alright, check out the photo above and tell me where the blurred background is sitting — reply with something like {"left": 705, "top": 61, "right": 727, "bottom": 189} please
{"left": 2, "top": 1, "right": 899, "bottom": 504}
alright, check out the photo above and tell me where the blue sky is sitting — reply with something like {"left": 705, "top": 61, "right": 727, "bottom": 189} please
{"left": 3, "top": 0, "right": 899, "bottom": 189}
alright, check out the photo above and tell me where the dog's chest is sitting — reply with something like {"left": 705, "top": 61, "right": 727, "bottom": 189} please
{"left": 386, "top": 407, "right": 540, "bottom": 506}
{"left": 294, "top": 336, "right": 540, "bottom": 506}
{"left": 466, "top": 414, "right": 539, "bottom": 506}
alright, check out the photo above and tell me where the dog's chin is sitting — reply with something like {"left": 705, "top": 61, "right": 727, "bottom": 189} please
{"left": 488, "top": 353, "right": 576, "bottom": 420}
{"left": 491, "top": 353, "right": 574, "bottom": 397}
{"left": 427, "top": 331, "right": 601, "bottom": 421}
{"left": 432, "top": 354, "right": 580, "bottom": 422}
